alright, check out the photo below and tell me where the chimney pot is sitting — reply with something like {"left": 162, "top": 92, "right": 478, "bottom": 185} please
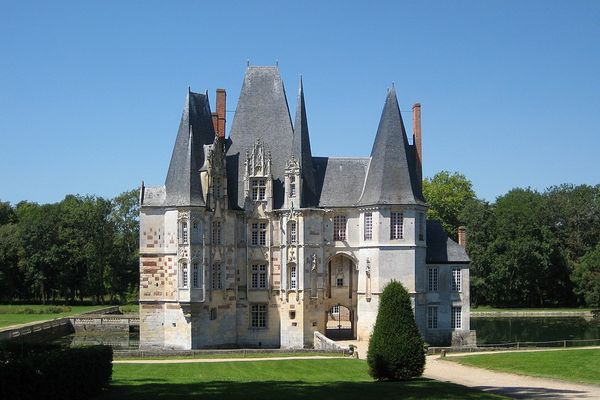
{"left": 216, "top": 89, "right": 226, "bottom": 138}
{"left": 412, "top": 103, "right": 422, "bottom": 183}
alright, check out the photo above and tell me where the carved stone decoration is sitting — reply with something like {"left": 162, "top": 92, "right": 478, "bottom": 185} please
{"left": 177, "top": 210, "right": 191, "bottom": 221}
{"left": 365, "top": 257, "right": 371, "bottom": 277}
{"left": 244, "top": 138, "right": 272, "bottom": 179}
{"left": 311, "top": 253, "right": 318, "bottom": 272}
{"left": 178, "top": 247, "right": 189, "bottom": 259}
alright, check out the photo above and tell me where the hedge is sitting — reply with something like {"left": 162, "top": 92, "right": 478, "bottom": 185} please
{"left": 0, "top": 342, "right": 112, "bottom": 400}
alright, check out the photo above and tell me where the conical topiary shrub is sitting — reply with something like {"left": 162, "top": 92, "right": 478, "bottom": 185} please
{"left": 367, "top": 280, "right": 425, "bottom": 380}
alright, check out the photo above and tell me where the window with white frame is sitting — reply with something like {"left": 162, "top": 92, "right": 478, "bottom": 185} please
{"left": 251, "top": 178, "right": 267, "bottom": 201}
{"left": 288, "top": 221, "right": 297, "bottom": 244}
{"left": 364, "top": 212, "right": 372, "bottom": 241}
{"left": 452, "top": 268, "right": 462, "bottom": 292}
{"left": 211, "top": 262, "right": 222, "bottom": 290}
{"left": 180, "top": 262, "right": 188, "bottom": 288}
{"left": 333, "top": 215, "right": 347, "bottom": 241}
{"left": 289, "top": 264, "right": 297, "bottom": 289}
{"left": 181, "top": 221, "right": 188, "bottom": 244}
{"left": 452, "top": 306, "right": 462, "bottom": 329}
{"left": 427, "top": 306, "right": 438, "bottom": 329}
{"left": 418, "top": 212, "right": 425, "bottom": 241}
{"left": 250, "top": 303, "right": 267, "bottom": 328}
{"left": 251, "top": 222, "right": 267, "bottom": 246}
{"left": 428, "top": 267, "right": 439, "bottom": 292}
{"left": 289, "top": 176, "right": 296, "bottom": 198}
{"left": 192, "top": 262, "right": 201, "bottom": 288}
{"left": 390, "top": 211, "right": 404, "bottom": 239}
{"left": 331, "top": 305, "right": 340, "bottom": 315}
{"left": 212, "top": 221, "right": 221, "bottom": 245}
{"left": 251, "top": 264, "right": 267, "bottom": 289}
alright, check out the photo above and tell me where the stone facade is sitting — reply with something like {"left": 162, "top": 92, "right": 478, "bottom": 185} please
{"left": 139, "top": 66, "right": 473, "bottom": 349}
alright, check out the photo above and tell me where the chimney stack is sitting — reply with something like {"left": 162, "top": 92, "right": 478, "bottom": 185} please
{"left": 458, "top": 226, "right": 467, "bottom": 248}
{"left": 412, "top": 103, "right": 422, "bottom": 183}
{"left": 216, "top": 88, "right": 226, "bottom": 138}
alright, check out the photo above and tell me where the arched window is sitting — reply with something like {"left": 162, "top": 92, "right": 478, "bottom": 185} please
{"left": 180, "top": 261, "right": 188, "bottom": 288}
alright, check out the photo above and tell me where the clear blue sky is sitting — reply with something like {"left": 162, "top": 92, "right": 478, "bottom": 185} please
{"left": 1, "top": 0, "right": 599, "bottom": 204}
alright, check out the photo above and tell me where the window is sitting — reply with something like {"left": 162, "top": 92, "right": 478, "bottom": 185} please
{"left": 336, "top": 277, "right": 344, "bottom": 287}
{"left": 290, "top": 265, "right": 297, "bottom": 289}
{"left": 211, "top": 262, "right": 222, "bottom": 290}
{"left": 180, "top": 262, "right": 188, "bottom": 288}
{"left": 288, "top": 221, "right": 297, "bottom": 244}
{"left": 289, "top": 176, "right": 296, "bottom": 197}
{"left": 181, "top": 221, "right": 188, "bottom": 244}
{"left": 251, "top": 178, "right": 267, "bottom": 201}
{"left": 452, "top": 268, "right": 462, "bottom": 292}
{"left": 428, "top": 267, "right": 439, "bottom": 292}
{"left": 364, "top": 212, "right": 372, "bottom": 240}
{"left": 390, "top": 211, "right": 404, "bottom": 239}
{"left": 250, "top": 304, "right": 267, "bottom": 328}
{"left": 452, "top": 306, "right": 462, "bottom": 329}
{"left": 251, "top": 222, "right": 267, "bottom": 246}
{"left": 418, "top": 212, "right": 425, "bottom": 241}
{"left": 192, "top": 262, "right": 201, "bottom": 288}
{"left": 333, "top": 215, "right": 347, "bottom": 241}
{"left": 427, "top": 306, "right": 438, "bottom": 329}
{"left": 251, "top": 264, "right": 268, "bottom": 289}
{"left": 192, "top": 221, "right": 200, "bottom": 243}
{"left": 331, "top": 305, "right": 340, "bottom": 315}
{"left": 212, "top": 221, "right": 221, "bottom": 245}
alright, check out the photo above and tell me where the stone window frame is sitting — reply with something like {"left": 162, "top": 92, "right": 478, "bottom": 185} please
{"left": 251, "top": 178, "right": 267, "bottom": 201}
{"left": 211, "top": 262, "right": 223, "bottom": 290}
{"left": 428, "top": 267, "right": 439, "bottom": 292}
{"left": 250, "top": 303, "right": 268, "bottom": 329}
{"left": 250, "top": 220, "right": 267, "bottom": 246}
{"left": 250, "top": 263, "right": 268, "bottom": 290}
{"left": 333, "top": 215, "right": 347, "bottom": 241}
{"left": 451, "top": 306, "right": 462, "bottom": 329}
{"left": 451, "top": 268, "right": 462, "bottom": 292}
{"left": 363, "top": 212, "right": 373, "bottom": 241}
{"left": 289, "top": 175, "right": 296, "bottom": 198}
{"left": 288, "top": 220, "right": 297, "bottom": 244}
{"left": 192, "top": 262, "right": 201, "bottom": 289}
{"left": 212, "top": 220, "right": 222, "bottom": 245}
{"left": 180, "top": 221, "right": 189, "bottom": 245}
{"left": 179, "top": 260, "right": 189, "bottom": 289}
{"left": 427, "top": 305, "right": 438, "bottom": 329}
{"left": 191, "top": 220, "right": 201, "bottom": 244}
{"left": 289, "top": 264, "right": 297, "bottom": 290}
{"left": 390, "top": 211, "right": 404, "bottom": 240}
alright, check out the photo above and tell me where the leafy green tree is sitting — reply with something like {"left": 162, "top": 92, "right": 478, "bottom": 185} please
{"left": 0, "top": 200, "right": 16, "bottom": 225}
{"left": 0, "top": 223, "right": 22, "bottom": 301}
{"left": 572, "top": 243, "right": 600, "bottom": 307}
{"left": 367, "top": 280, "right": 425, "bottom": 380}
{"left": 423, "top": 171, "right": 476, "bottom": 240}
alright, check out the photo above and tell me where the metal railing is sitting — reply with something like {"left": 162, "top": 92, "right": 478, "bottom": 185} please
{"left": 428, "top": 338, "right": 600, "bottom": 355}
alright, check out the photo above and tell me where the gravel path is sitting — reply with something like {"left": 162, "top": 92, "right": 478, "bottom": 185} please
{"left": 425, "top": 355, "right": 600, "bottom": 399}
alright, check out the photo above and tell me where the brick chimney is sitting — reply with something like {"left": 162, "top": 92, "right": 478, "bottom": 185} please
{"left": 458, "top": 226, "right": 467, "bottom": 247}
{"left": 412, "top": 103, "right": 422, "bottom": 183}
{"left": 216, "top": 88, "right": 226, "bottom": 138}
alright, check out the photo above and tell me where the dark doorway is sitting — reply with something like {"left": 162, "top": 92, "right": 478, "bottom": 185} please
{"left": 326, "top": 304, "right": 353, "bottom": 340}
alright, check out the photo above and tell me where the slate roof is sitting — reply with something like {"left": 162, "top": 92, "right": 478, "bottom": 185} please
{"left": 141, "top": 186, "right": 166, "bottom": 206}
{"left": 226, "top": 67, "right": 295, "bottom": 209}
{"left": 313, "top": 157, "right": 370, "bottom": 207}
{"left": 292, "top": 78, "right": 318, "bottom": 208}
{"left": 164, "top": 90, "right": 215, "bottom": 207}
{"left": 426, "top": 220, "right": 470, "bottom": 264}
{"left": 358, "top": 87, "right": 426, "bottom": 206}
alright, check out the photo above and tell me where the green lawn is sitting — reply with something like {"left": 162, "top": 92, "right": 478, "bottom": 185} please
{"left": 116, "top": 351, "right": 346, "bottom": 360}
{"left": 450, "top": 349, "right": 600, "bottom": 385}
{"left": 99, "top": 359, "right": 507, "bottom": 399}
{"left": 0, "top": 305, "right": 110, "bottom": 328}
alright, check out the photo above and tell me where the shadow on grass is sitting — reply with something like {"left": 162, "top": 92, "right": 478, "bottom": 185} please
{"left": 97, "top": 379, "right": 506, "bottom": 400}
{"left": 474, "top": 385, "right": 590, "bottom": 399}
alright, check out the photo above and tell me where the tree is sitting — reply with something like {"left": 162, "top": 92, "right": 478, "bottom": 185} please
{"left": 0, "top": 223, "right": 22, "bottom": 301}
{"left": 367, "top": 280, "right": 425, "bottom": 380}
{"left": 423, "top": 171, "right": 476, "bottom": 240}
{"left": 0, "top": 200, "right": 16, "bottom": 225}
{"left": 572, "top": 243, "right": 600, "bottom": 307}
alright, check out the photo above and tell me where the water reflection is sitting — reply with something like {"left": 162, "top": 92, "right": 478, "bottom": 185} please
{"left": 472, "top": 317, "right": 600, "bottom": 345}
{"left": 54, "top": 332, "right": 139, "bottom": 349}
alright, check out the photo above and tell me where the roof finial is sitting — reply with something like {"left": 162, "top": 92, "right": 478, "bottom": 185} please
{"left": 247, "top": 59, "right": 250, "bottom": 67}
{"left": 188, "top": 86, "right": 191, "bottom": 94}
{"left": 276, "top": 59, "right": 279, "bottom": 67}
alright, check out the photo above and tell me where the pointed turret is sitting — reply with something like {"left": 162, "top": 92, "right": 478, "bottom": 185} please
{"left": 165, "top": 90, "right": 215, "bottom": 206}
{"left": 291, "top": 77, "right": 318, "bottom": 207}
{"left": 226, "top": 66, "right": 295, "bottom": 209}
{"left": 358, "top": 87, "right": 425, "bottom": 206}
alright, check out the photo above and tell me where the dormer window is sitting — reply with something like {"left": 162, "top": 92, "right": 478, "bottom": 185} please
{"left": 251, "top": 178, "right": 266, "bottom": 201}
{"left": 289, "top": 176, "right": 296, "bottom": 198}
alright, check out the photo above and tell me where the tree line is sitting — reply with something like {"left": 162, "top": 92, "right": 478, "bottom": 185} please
{"left": 0, "top": 190, "right": 139, "bottom": 304}
{"left": 424, "top": 172, "right": 600, "bottom": 308}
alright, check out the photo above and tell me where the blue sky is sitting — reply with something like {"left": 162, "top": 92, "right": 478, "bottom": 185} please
{"left": 1, "top": 0, "right": 599, "bottom": 204}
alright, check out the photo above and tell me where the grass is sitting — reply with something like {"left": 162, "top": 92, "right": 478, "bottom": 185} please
{"left": 116, "top": 351, "right": 346, "bottom": 360}
{"left": 450, "top": 349, "right": 600, "bottom": 385}
{"left": 99, "top": 359, "right": 507, "bottom": 399}
{"left": 471, "top": 306, "right": 593, "bottom": 313}
{"left": 0, "top": 305, "right": 111, "bottom": 328}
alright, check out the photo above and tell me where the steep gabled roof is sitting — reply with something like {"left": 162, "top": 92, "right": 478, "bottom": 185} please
{"left": 313, "top": 157, "right": 370, "bottom": 207}
{"left": 358, "top": 87, "right": 426, "bottom": 206}
{"left": 226, "top": 66, "right": 295, "bottom": 209}
{"left": 165, "top": 90, "right": 215, "bottom": 206}
{"left": 426, "top": 220, "right": 470, "bottom": 264}
{"left": 292, "top": 77, "right": 318, "bottom": 207}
